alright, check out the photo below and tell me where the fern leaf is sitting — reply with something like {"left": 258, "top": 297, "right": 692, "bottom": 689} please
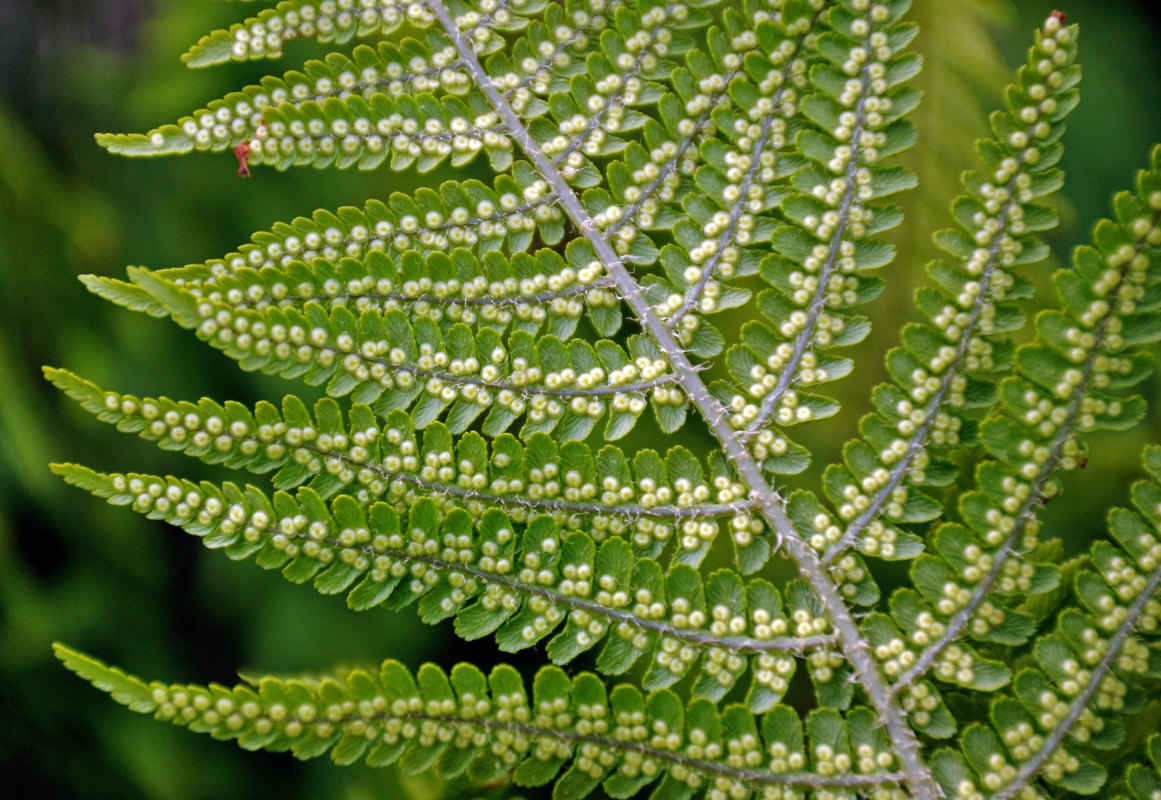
{"left": 722, "top": 0, "right": 920, "bottom": 462}
{"left": 91, "top": 233, "right": 632, "bottom": 345}
{"left": 44, "top": 367, "right": 739, "bottom": 528}
{"left": 115, "top": 263, "right": 687, "bottom": 441}
{"left": 889, "top": 144, "right": 1161, "bottom": 704}
{"left": 193, "top": 170, "right": 563, "bottom": 262}
{"left": 50, "top": 460, "right": 842, "bottom": 708}
{"left": 936, "top": 443, "right": 1161, "bottom": 799}
{"left": 821, "top": 15, "right": 1080, "bottom": 567}
{"left": 182, "top": 0, "right": 438, "bottom": 68}
{"left": 55, "top": 645, "right": 910, "bottom": 793}
{"left": 50, "top": 3, "right": 1161, "bottom": 800}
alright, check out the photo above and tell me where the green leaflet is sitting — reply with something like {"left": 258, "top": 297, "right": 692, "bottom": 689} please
{"left": 938, "top": 444, "right": 1161, "bottom": 798}
{"left": 107, "top": 27, "right": 577, "bottom": 156}
{"left": 1127, "top": 736, "right": 1161, "bottom": 800}
{"left": 96, "top": 90, "right": 516, "bottom": 174}
{"left": 54, "top": 644, "right": 903, "bottom": 794}
{"left": 45, "top": 367, "right": 755, "bottom": 560}
{"left": 88, "top": 236, "right": 618, "bottom": 343}
{"left": 50, "top": 460, "right": 834, "bottom": 709}
{"left": 706, "top": 0, "right": 921, "bottom": 482}
{"left": 180, "top": 0, "right": 549, "bottom": 68}
{"left": 876, "top": 144, "right": 1161, "bottom": 719}
{"left": 160, "top": 170, "right": 565, "bottom": 281}
{"left": 108, "top": 262, "right": 687, "bottom": 442}
{"left": 817, "top": 13, "right": 1081, "bottom": 570}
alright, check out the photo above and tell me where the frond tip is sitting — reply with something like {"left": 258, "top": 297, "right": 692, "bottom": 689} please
{"left": 820, "top": 11, "right": 1081, "bottom": 568}
{"left": 53, "top": 643, "right": 155, "bottom": 713}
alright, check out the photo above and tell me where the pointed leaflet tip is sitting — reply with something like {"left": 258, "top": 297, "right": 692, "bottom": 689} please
{"left": 125, "top": 267, "right": 202, "bottom": 328}
{"left": 48, "top": 463, "right": 116, "bottom": 496}
{"left": 95, "top": 131, "right": 194, "bottom": 156}
{"left": 41, "top": 366, "right": 103, "bottom": 409}
{"left": 53, "top": 643, "right": 157, "bottom": 713}
{"left": 79, "top": 274, "right": 169, "bottom": 318}
{"left": 181, "top": 31, "right": 238, "bottom": 69}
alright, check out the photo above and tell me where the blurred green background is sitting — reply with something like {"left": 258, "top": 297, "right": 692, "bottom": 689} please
{"left": 1, "top": 1, "right": 1159, "bottom": 798}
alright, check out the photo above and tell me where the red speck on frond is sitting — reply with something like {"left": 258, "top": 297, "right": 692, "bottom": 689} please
{"left": 233, "top": 141, "right": 252, "bottom": 178}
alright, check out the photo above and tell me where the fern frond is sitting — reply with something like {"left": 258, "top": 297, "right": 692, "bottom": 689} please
{"left": 54, "top": 643, "right": 909, "bottom": 794}
{"left": 45, "top": 368, "right": 758, "bottom": 558}
{"left": 114, "top": 263, "right": 689, "bottom": 441}
{"left": 205, "top": 171, "right": 559, "bottom": 257}
{"left": 416, "top": 1, "right": 940, "bottom": 785}
{"left": 52, "top": 461, "right": 837, "bottom": 706}
{"left": 117, "top": 91, "right": 511, "bottom": 173}
{"left": 820, "top": 15, "right": 1079, "bottom": 567}
{"left": 600, "top": 3, "right": 822, "bottom": 361}
{"left": 183, "top": 0, "right": 437, "bottom": 68}
{"left": 89, "top": 234, "right": 634, "bottom": 348}
{"left": 102, "top": 9, "right": 595, "bottom": 168}
{"left": 931, "top": 444, "right": 1161, "bottom": 799}
{"left": 92, "top": 245, "right": 610, "bottom": 345}
{"left": 52, "top": 3, "right": 1161, "bottom": 799}
{"left": 101, "top": 0, "right": 703, "bottom": 179}
{"left": 723, "top": 1, "right": 919, "bottom": 453}
{"left": 890, "top": 143, "right": 1161, "bottom": 699}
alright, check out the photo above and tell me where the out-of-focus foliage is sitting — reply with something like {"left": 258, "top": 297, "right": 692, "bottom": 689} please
{"left": 2, "top": 1, "right": 1159, "bottom": 798}
{"left": 0, "top": 4, "right": 456, "bottom": 798}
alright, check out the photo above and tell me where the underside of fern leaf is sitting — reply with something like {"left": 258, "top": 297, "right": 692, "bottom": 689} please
{"left": 50, "top": 3, "right": 1161, "bottom": 800}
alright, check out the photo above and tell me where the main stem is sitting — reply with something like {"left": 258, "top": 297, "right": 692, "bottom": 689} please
{"left": 427, "top": 3, "right": 939, "bottom": 798}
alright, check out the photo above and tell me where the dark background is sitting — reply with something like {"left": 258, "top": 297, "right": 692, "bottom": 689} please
{"left": 1, "top": 1, "right": 1159, "bottom": 798}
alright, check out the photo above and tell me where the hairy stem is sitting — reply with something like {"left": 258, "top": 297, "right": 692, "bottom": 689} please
{"left": 427, "top": 2, "right": 939, "bottom": 797}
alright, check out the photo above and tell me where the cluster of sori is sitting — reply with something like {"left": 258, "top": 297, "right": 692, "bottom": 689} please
{"left": 150, "top": 172, "right": 568, "bottom": 279}
{"left": 863, "top": 140, "right": 1161, "bottom": 739}
{"left": 185, "top": 0, "right": 538, "bottom": 67}
{"left": 693, "top": 0, "right": 919, "bottom": 480}
{"left": 56, "top": 442, "right": 838, "bottom": 705}
{"left": 57, "top": 643, "right": 909, "bottom": 800}
{"left": 105, "top": 244, "right": 698, "bottom": 438}
{"left": 818, "top": 134, "right": 1161, "bottom": 799}
{"left": 98, "top": 0, "right": 912, "bottom": 373}
{"left": 54, "top": 0, "right": 1161, "bottom": 796}
{"left": 160, "top": 242, "right": 623, "bottom": 344}
{"left": 55, "top": 417, "right": 1161, "bottom": 797}
{"left": 105, "top": 0, "right": 604, "bottom": 171}
{"left": 816, "top": 13, "right": 1079, "bottom": 568}
{"left": 926, "top": 448, "right": 1161, "bottom": 800}
{"left": 49, "top": 366, "right": 765, "bottom": 557}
